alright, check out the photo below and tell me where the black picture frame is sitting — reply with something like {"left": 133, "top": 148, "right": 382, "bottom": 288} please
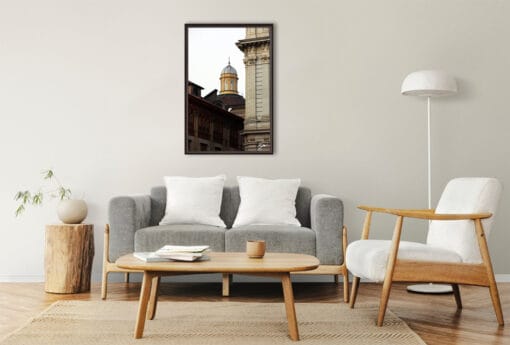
{"left": 185, "top": 23, "right": 274, "bottom": 154}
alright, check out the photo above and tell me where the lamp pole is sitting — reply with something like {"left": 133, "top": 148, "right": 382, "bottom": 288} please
{"left": 427, "top": 96, "right": 431, "bottom": 209}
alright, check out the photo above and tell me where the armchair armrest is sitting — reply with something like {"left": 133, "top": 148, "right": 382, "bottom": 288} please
{"left": 108, "top": 195, "right": 151, "bottom": 261}
{"left": 358, "top": 205, "right": 491, "bottom": 220}
{"left": 311, "top": 194, "right": 344, "bottom": 265}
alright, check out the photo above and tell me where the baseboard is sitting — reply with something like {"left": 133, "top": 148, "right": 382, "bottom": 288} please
{"left": 495, "top": 274, "right": 510, "bottom": 282}
{"left": 359, "top": 274, "right": 510, "bottom": 283}
{"left": 0, "top": 275, "right": 44, "bottom": 283}
{"left": 2, "top": 274, "right": 510, "bottom": 283}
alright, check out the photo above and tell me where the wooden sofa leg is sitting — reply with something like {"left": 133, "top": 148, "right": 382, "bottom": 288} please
{"left": 102, "top": 224, "right": 110, "bottom": 300}
{"left": 334, "top": 275, "right": 339, "bottom": 284}
{"left": 342, "top": 226, "right": 349, "bottom": 302}
{"left": 222, "top": 273, "right": 230, "bottom": 297}
{"left": 125, "top": 272, "right": 130, "bottom": 283}
{"left": 343, "top": 270, "right": 349, "bottom": 303}
{"left": 101, "top": 271, "right": 108, "bottom": 300}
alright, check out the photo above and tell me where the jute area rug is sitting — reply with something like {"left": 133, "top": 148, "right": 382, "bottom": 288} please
{"left": 1, "top": 301, "right": 425, "bottom": 345}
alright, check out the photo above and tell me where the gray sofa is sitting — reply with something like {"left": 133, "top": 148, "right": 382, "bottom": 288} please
{"left": 102, "top": 185, "right": 348, "bottom": 301}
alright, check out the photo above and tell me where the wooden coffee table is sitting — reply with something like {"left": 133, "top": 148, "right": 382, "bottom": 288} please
{"left": 116, "top": 252, "right": 319, "bottom": 341}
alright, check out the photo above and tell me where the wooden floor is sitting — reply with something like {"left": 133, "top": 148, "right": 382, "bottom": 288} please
{"left": 0, "top": 280, "right": 508, "bottom": 344}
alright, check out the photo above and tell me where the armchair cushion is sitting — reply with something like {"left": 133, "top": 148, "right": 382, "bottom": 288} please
{"left": 135, "top": 224, "right": 226, "bottom": 252}
{"left": 426, "top": 178, "right": 502, "bottom": 263}
{"left": 346, "top": 239, "right": 462, "bottom": 282}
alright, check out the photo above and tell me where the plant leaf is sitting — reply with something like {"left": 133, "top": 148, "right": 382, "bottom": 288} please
{"left": 15, "top": 204, "right": 25, "bottom": 217}
{"left": 14, "top": 191, "right": 24, "bottom": 201}
{"left": 58, "top": 187, "right": 71, "bottom": 200}
{"left": 14, "top": 190, "right": 29, "bottom": 202}
{"left": 32, "top": 192, "right": 43, "bottom": 205}
{"left": 22, "top": 191, "right": 31, "bottom": 204}
{"left": 42, "top": 169, "right": 54, "bottom": 180}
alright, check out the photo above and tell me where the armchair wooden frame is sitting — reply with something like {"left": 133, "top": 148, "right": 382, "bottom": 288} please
{"left": 349, "top": 206, "right": 504, "bottom": 326}
{"left": 102, "top": 224, "right": 350, "bottom": 303}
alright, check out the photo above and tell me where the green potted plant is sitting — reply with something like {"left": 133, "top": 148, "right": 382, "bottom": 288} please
{"left": 15, "top": 169, "right": 87, "bottom": 224}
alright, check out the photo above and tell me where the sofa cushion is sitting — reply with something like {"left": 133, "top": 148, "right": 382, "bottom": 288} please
{"left": 232, "top": 176, "right": 301, "bottom": 227}
{"left": 225, "top": 225, "right": 316, "bottom": 257}
{"left": 159, "top": 175, "right": 226, "bottom": 227}
{"left": 149, "top": 186, "right": 312, "bottom": 229}
{"left": 134, "top": 224, "right": 226, "bottom": 252}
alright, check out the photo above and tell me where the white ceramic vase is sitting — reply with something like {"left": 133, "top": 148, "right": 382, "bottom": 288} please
{"left": 57, "top": 199, "right": 88, "bottom": 224}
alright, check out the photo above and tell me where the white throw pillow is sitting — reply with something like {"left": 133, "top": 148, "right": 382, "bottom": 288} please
{"left": 232, "top": 176, "right": 301, "bottom": 227}
{"left": 159, "top": 175, "right": 226, "bottom": 227}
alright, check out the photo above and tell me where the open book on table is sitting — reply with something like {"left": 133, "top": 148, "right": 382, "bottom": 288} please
{"left": 156, "top": 245, "right": 210, "bottom": 254}
{"left": 134, "top": 245, "right": 210, "bottom": 262}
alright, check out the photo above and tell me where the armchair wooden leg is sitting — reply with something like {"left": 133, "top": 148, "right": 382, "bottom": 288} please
{"left": 377, "top": 216, "right": 403, "bottom": 327}
{"left": 475, "top": 219, "right": 504, "bottom": 326}
{"left": 377, "top": 278, "right": 393, "bottom": 326}
{"left": 488, "top": 280, "right": 504, "bottom": 326}
{"left": 452, "top": 284, "right": 462, "bottom": 309}
{"left": 125, "top": 272, "right": 130, "bottom": 283}
{"left": 349, "top": 276, "right": 360, "bottom": 308}
{"left": 334, "top": 275, "right": 339, "bottom": 284}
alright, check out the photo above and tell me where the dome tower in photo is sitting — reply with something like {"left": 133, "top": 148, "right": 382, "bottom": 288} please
{"left": 219, "top": 58, "right": 239, "bottom": 95}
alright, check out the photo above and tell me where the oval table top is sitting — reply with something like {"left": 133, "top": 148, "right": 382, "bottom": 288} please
{"left": 116, "top": 252, "right": 320, "bottom": 273}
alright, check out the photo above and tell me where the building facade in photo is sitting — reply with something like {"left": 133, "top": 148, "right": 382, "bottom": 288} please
{"left": 186, "top": 62, "right": 245, "bottom": 152}
{"left": 236, "top": 27, "right": 272, "bottom": 152}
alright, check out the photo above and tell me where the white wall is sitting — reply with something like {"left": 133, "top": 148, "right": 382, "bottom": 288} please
{"left": 1, "top": 0, "right": 509, "bottom": 282}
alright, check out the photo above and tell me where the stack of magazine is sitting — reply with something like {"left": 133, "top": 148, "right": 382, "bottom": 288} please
{"left": 134, "top": 245, "right": 210, "bottom": 262}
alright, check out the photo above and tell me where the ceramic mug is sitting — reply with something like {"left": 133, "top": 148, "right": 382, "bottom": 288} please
{"left": 246, "top": 240, "right": 266, "bottom": 258}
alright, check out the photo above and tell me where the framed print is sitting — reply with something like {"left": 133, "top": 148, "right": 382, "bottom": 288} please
{"left": 185, "top": 24, "right": 274, "bottom": 154}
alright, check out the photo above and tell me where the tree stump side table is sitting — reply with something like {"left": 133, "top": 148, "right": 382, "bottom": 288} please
{"left": 45, "top": 224, "right": 94, "bottom": 294}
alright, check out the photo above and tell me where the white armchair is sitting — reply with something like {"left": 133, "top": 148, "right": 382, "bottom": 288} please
{"left": 346, "top": 177, "right": 503, "bottom": 326}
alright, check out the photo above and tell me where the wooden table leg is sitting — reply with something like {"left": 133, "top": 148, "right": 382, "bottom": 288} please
{"left": 134, "top": 271, "right": 153, "bottom": 339}
{"left": 147, "top": 275, "right": 160, "bottom": 320}
{"left": 281, "top": 273, "right": 299, "bottom": 341}
{"left": 222, "top": 273, "right": 230, "bottom": 297}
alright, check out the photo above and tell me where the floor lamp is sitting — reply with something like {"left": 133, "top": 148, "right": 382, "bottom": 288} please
{"left": 401, "top": 70, "right": 458, "bottom": 294}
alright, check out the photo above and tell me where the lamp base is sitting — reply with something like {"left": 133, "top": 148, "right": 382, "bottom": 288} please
{"left": 406, "top": 283, "right": 453, "bottom": 294}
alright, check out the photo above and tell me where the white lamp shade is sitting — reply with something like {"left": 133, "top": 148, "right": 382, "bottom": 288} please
{"left": 401, "top": 70, "right": 458, "bottom": 97}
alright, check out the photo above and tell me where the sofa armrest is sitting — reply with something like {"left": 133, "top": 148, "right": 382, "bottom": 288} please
{"left": 310, "top": 194, "right": 344, "bottom": 265}
{"left": 108, "top": 195, "right": 151, "bottom": 262}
